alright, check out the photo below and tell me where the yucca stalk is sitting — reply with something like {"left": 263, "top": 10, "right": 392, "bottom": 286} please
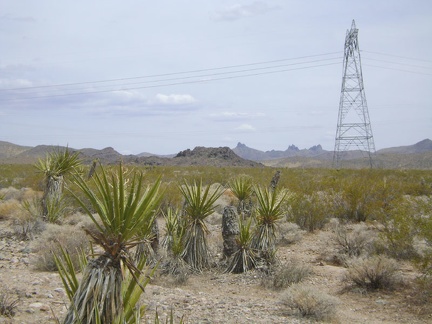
{"left": 226, "top": 217, "right": 257, "bottom": 273}
{"left": 179, "top": 180, "right": 224, "bottom": 271}
{"left": 64, "top": 163, "right": 162, "bottom": 324}
{"left": 251, "top": 186, "right": 287, "bottom": 262}
{"left": 229, "top": 175, "right": 253, "bottom": 219}
{"left": 35, "top": 147, "right": 81, "bottom": 220}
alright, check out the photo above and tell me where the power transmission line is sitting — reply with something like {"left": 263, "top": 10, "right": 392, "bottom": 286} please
{"left": 1, "top": 61, "right": 341, "bottom": 101}
{"left": 1, "top": 52, "right": 341, "bottom": 92}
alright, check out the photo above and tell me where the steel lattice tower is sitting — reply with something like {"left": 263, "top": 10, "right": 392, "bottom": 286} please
{"left": 333, "top": 20, "right": 375, "bottom": 169}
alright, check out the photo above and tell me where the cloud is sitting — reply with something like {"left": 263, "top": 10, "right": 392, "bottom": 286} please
{"left": 0, "top": 14, "right": 36, "bottom": 23}
{"left": 209, "top": 111, "right": 265, "bottom": 121}
{"left": 212, "top": 2, "right": 279, "bottom": 22}
{"left": 235, "top": 124, "right": 256, "bottom": 131}
{"left": 153, "top": 93, "right": 197, "bottom": 105}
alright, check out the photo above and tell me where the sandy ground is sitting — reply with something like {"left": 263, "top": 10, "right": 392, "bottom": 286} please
{"left": 0, "top": 211, "right": 430, "bottom": 323}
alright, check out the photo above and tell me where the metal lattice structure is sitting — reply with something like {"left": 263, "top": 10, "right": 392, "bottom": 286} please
{"left": 333, "top": 20, "right": 375, "bottom": 169}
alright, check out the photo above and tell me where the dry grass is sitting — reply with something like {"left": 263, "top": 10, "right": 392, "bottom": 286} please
{"left": 281, "top": 283, "right": 339, "bottom": 321}
{"left": 277, "top": 222, "right": 305, "bottom": 246}
{"left": 262, "top": 260, "right": 312, "bottom": 290}
{"left": 0, "top": 287, "right": 19, "bottom": 318}
{"left": 345, "top": 255, "right": 401, "bottom": 291}
{"left": 33, "top": 223, "right": 89, "bottom": 271}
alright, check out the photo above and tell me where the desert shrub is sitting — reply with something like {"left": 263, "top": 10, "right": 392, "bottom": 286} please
{"left": 413, "top": 198, "right": 432, "bottom": 276}
{"left": 375, "top": 197, "right": 420, "bottom": 260}
{"left": 0, "top": 288, "right": 19, "bottom": 318}
{"left": 412, "top": 275, "right": 432, "bottom": 316}
{"left": 0, "top": 199, "right": 21, "bottom": 221}
{"left": 33, "top": 224, "right": 88, "bottom": 271}
{"left": 281, "top": 283, "right": 338, "bottom": 321}
{"left": 262, "top": 260, "right": 312, "bottom": 290}
{"left": 345, "top": 255, "right": 401, "bottom": 290}
{"left": 12, "top": 198, "right": 46, "bottom": 240}
{"left": 277, "top": 222, "right": 305, "bottom": 246}
{"left": 287, "top": 191, "right": 331, "bottom": 232}
{"left": 337, "top": 177, "right": 376, "bottom": 222}
{"left": 334, "top": 223, "right": 376, "bottom": 258}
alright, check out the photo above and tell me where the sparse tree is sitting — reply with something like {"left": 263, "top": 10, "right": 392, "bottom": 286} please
{"left": 35, "top": 147, "right": 81, "bottom": 221}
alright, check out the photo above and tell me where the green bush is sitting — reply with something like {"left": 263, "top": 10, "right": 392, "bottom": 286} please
{"left": 287, "top": 191, "right": 330, "bottom": 232}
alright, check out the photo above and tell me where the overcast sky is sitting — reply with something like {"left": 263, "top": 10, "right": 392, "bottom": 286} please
{"left": 1, "top": 1, "right": 431, "bottom": 155}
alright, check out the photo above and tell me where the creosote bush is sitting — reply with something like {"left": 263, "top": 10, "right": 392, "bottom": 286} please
{"left": 287, "top": 191, "right": 330, "bottom": 232}
{"left": 281, "top": 283, "right": 339, "bottom": 321}
{"left": 345, "top": 255, "right": 401, "bottom": 290}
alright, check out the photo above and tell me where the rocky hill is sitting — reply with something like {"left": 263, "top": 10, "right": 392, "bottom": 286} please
{"left": 0, "top": 142, "right": 262, "bottom": 168}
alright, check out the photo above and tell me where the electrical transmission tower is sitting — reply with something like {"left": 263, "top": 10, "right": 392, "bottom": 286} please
{"left": 333, "top": 20, "right": 376, "bottom": 169}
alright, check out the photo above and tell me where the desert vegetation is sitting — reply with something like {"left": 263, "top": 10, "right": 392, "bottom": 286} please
{"left": 0, "top": 157, "right": 431, "bottom": 323}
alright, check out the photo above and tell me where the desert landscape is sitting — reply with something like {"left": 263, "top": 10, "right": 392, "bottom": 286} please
{"left": 0, "top": 144, "right": 431, "bottom": 323}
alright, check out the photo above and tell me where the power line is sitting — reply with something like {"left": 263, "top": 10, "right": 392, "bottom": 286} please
{"left": 1, "top": 52, "right": 341, "bottom": 92}
{"left": 2, "top": 61, "right": 341, "bottom": 101}
{"left": 3, "top": 56, "right": 342, "bottom": 96}
{"left": 363, "top": 63, "right": 432, "bottom": 76}
{"left": 361, "top": 50, "right": 432, "bottom": 63}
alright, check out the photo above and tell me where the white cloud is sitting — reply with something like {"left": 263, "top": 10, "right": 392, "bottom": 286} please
{"left": 154, "top": 93, "right": 197, "bottom": 105}
{"left": 235, "top": 124, "right": 256, "bottom": 131}
{"left": 212, "top": 2, "right": 279, "bottom": 22}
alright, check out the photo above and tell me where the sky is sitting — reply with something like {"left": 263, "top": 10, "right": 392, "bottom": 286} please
{"left": 1, "top": 1, "right": 431, "bottom": 155}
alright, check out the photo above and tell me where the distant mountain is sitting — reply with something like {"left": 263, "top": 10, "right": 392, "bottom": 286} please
{"left": 377, "top": 139, "right": 432, "bottom": 154}
{"left": 0, "top": 142, "right": 261, "bottom": 168}
{"left": 232, "top": 142, "right": 328, "bottom": 161}
{"left": 0, "top": 141, "right": 32, "bottom": 158}
{"left": 1, "top": 139, "right": 431, "bottom": 169}
{"left": 126, "top": 146, "right": 262, "bottom": 167}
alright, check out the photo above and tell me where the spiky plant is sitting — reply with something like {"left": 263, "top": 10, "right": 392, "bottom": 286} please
{"left": 226, "top": 217, "right": 257, "bottom": 273}
{"left": 64, "top": 163, "right": 162, "bottom": 324}
{"left": 251, "top": 186, "right": 287, "bottom": 263}
{"left": 179, "top": 180, "right": 224, "bottom": 272}
{"left": 55, "top": 244, "right": 152, "bottom": 324}
{"left": 161, "top": 207, "right": 183, "bottom": 251}
{"left": 229, "top": 175, "right": 253, "bottom": 218}
{"left": 35, "top": 147, "right": 81, "bottom": 220}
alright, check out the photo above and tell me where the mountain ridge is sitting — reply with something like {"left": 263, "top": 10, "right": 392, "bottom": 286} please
{"left": 0, "top": 139, "right": 431, "bottom": 169}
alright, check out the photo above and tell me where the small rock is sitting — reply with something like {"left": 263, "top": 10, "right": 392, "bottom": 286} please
{"left": 10, "top": 257, "right": 19, "bottom": 263}
{"left": 29, "top": 302, "right": 44, "bottom": 308}
{"left": 21, "top": 257, "right": 30, "bottom": 265}
{"left": 54, "top": 288, "right": 64, "bottom": 294}
{"left": 375, "top": 299, "right": 387, "bottom": 305}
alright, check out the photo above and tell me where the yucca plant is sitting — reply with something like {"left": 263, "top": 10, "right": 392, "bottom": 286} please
{"left": 251, "top": 186, "right": 287, "bottom": 263}
{"left": 64, "top": 163, "right": 162, "bottom": 324}
{"left": 229, "top": 175, "right": 253, "bottom": 219}
{"left": 226, "top": 217, "right": 257, "bottom": 273}
{"left": 179, "top": 180, "right": 224, "bottom": 272}
{"left": 161, "top": 207, "right": 183, "bottom": 251}
{"left": 35, "top": 147, "right": 82, "bottom": 221}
